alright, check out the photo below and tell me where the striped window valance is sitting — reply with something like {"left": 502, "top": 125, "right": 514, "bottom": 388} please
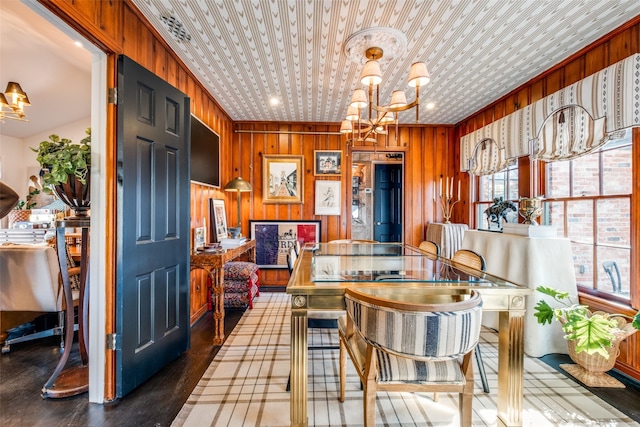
{"left": 460, "top": 53, "right": 640, "bottom": 174}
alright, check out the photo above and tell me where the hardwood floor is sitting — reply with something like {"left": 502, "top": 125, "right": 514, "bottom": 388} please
{"left": 0, "top": 308, "right": 244, "bottom": 427}
{"left": 1, "top": 302, "right": 639, "bottom": 426}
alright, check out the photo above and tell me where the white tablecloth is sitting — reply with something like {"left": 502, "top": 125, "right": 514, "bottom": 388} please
{"left": 461, "top": 230, "right": 578, "bottom": 357}
{"left": 425, "top": 223, "right": 468, "bottom": 259}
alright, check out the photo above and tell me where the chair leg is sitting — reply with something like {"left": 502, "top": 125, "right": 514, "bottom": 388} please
{"left": 460, "top": 352, "right": 475, "bottom": 427}
{"left": 475, "top": 344, "right": 490, "bottom": 393}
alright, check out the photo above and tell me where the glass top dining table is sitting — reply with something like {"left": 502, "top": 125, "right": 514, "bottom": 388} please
{"left": 286, "top": 242, "right": 532, "bottom": 427}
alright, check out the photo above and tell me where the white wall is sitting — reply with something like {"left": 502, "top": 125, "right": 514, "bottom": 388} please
{"left": 0, "top": 117, "right": 90, "bottom": 199}
{"left": 0, "top": 134, "right": 24, "bottom": 198}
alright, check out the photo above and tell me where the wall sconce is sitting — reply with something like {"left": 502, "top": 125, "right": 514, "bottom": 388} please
{"left": 224, "top": 176, "right": 252, "bottom": 235}
{"left": 0, "top": 81, "right": 30, "bottom": 122}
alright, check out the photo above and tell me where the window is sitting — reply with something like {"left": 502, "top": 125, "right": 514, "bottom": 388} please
{"left": 474, "top": 162, "right": 519, "bottom": 230}
{"left": 544, "top": 130, "right": 632, "bottom": 300}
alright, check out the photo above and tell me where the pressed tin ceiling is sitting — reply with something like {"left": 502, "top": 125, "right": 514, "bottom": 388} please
{"left": 131, "top": 0, "right": 640, "bottom": 125}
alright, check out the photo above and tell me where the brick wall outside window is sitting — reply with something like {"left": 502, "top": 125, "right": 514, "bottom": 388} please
{"left": 545, "top": 137, "right": 632, "bottom": 298}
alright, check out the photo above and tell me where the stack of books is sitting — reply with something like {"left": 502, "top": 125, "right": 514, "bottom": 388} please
{"left": 219, "top": 237, "right": 247, "bottom": 249}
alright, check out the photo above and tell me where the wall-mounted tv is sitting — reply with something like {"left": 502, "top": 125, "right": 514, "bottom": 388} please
{"left": 190, "top": 114, "right": 220, "bottom": 188}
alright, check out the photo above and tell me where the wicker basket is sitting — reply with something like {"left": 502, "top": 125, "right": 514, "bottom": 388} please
{"left": 7, "top": 210, "right": 31, "bottom": 228}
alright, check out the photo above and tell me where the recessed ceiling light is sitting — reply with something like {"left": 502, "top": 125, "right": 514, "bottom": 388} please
{"left": 270, "top": 97, "right": 279, "bottom": 106}
{"left": 426, "top": 102, "right": 435, "bottom": 109}
{"left": 74, "top": 41, "right": 83, "bottom": 48}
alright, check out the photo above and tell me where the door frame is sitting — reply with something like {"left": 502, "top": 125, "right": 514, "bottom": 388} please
{"left": 27, "top": 0, "right": 109, "bottom": 403}
{"left": 348, "top": 151, "right": 405, "bottom": 242}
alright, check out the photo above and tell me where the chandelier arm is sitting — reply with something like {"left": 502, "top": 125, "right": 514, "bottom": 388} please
{"left": 374, "top": 98, "right": 419, "bottom": 113}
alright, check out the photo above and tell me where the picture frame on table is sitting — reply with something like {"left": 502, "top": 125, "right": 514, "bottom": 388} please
{"left": 209, "top": 198, "right": 228, "bottom": 243}
{"left": 315, "top": 180, "right": 341, "bottom": 215}
{"left": 314, "top": 150, "right": 342, "bottom": 176}
{"left": 193, "top": 226, "right": 206, "bottom": 251}
{"left": 263, "top": 155, "right": 304, "bottom": 204}
{"left": 249, "top": 219, "right": 321, "bottom": 269}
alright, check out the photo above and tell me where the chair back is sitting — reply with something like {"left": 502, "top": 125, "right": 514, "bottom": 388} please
{"left": 602, "top": 261, "right": 622, "bottom": 293}
{"left": 452, "top": 249, "right": 486, "bottom": 271}
{"left": 419, "top": 241, "right": 440, "bottom": 257}
{"left": 344, "top": 289, "right": 482, "bottom": 360}
{"left": 287, "top": 247, "right": 298, "bottom": 276}
{"left": 0, "top": 244, "right": 62, "bottom": 312}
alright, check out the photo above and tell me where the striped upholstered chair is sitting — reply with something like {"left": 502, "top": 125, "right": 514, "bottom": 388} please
{"left": 338, "top": 288, "right": 483, "bottom": 427}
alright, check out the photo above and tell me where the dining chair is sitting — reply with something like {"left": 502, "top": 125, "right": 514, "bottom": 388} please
{"left": 0, "top": 243, "right": 80, "bottom": 354}
{"left": 419, "top": 240, "right": 440, "bottom": 257}
{"left": 338, "top": 288, "right": 483, "bottom": 426}
{"left": 452, "top": 249, "right": 486, "bottom": 271}
{"left": 451, "top": 248, "right": 490, "bottom": 393}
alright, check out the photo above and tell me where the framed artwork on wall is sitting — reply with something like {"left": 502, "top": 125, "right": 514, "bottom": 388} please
{"left": 314, "top": 150, "right": 342, "bottom": 176}
{"left": 249, "top": 220, "right": 321, "bottom": 269}
{"left": 209, "top": 198, "right": 228, "bottom": 243}
{"left": 263, "top": 155, "right": 304, "bottom": 204}
{"left": 315, "top": 180, "right": 341, "bottom": 215}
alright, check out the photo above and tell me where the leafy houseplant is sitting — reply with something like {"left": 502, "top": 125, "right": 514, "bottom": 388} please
{"left": 534, "top": 286, "right": 640, "bottom": 387}
{"left": 32, "top": 128, "right": 91, "bottom": 217}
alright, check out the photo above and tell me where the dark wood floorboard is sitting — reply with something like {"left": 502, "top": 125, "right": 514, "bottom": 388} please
{"left": 0, "top": 308, "right": 244, "bottom": 427}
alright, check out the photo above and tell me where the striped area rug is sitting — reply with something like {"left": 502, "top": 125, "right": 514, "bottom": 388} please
{"left": 172, "top": 293, "right": 635, "bottom": 426}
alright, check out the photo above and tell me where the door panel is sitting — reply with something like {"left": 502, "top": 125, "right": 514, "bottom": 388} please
{"left": 374, "top": 164, "right": 402, "bottom": 242}
{"left": 116, "top": 55, "right": 190, "bottom": 397}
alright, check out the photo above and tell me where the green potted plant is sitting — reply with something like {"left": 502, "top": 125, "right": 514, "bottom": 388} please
{"left": 534, "top": 286, "right": 640, "bottom": 387}
{"left": 32, "top": 128, "right": 91, "bottom": 217}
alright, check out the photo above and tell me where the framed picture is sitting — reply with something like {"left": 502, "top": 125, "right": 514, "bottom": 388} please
{"left": 314, "top": 150, "right": 342, "bottom": 176}
{"left": 249, "top": 220, "right": 321, "bottom": 269}
{"left": 315, "top": 180, "right": 341, "bottom": 215}
{"left": 209, "top": 198, "right": 228, "bottom": 243}
{"left": 193, "top": 226, "right": 206, "bottom": 250}
{"left": 263, "top": 155, "right": 304, "bottom": 204}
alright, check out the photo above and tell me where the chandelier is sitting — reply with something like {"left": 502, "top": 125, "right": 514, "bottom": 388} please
{"left": 0, "top": 81, "right": 30, "bottom": 122}
{"left": 341, "top": 28, "right": 430, "bottom": 144}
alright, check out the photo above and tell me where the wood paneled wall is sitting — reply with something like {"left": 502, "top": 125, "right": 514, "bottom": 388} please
{"left": 232, "top": 123, "right": 457, "bottom": 286}
{"left": 453, "top": 17, "right": 640, "bottom": 380}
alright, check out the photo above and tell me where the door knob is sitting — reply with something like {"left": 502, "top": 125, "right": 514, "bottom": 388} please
{"left": 376, "top": 222, "right": 381, "bottom": 225}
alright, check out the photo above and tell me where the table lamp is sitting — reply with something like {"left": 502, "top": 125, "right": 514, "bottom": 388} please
{"left": 224, "top": 176, "right": 252, "bottom": 237}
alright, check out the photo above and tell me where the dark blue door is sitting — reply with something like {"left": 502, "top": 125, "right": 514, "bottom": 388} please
{"left": 374, "top": 163, "right": 402, "bottom": 242}
{"left": 115, "top": 55, "right": 191, "bottom": 397}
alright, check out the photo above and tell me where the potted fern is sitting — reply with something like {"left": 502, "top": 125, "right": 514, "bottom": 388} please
{"left": 534, "top": 286, "right": 640, "bottom": 387}
{"left": 32, "top": 128, "right": 91, "bottom": 217}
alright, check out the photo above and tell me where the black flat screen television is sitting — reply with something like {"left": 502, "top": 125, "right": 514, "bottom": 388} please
{"left": 190, "top": 115, "right": 220, "bottom": 187}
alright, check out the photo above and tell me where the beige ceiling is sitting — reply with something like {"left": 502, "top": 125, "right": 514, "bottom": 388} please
{"left": 131, "top": 0, "right": 640, "bottom": 125}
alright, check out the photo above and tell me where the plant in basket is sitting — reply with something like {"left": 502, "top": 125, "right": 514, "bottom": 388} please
{"left": 534, "top": 285, "right": 640, "bottom": 387}
{"left": 32, "top": 128, "right": 91, "bottom": 217}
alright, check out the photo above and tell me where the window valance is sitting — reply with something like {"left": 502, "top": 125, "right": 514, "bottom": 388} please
{"left": 460, "top": 53, "right": 640, "bottom": 174}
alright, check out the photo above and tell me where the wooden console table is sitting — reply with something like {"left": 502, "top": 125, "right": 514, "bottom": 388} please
{"left": 42, "top": 218, "right": 90, "bottom": 398}
{"left": 190, "top": 240, "right": 256, "bottom": 345}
